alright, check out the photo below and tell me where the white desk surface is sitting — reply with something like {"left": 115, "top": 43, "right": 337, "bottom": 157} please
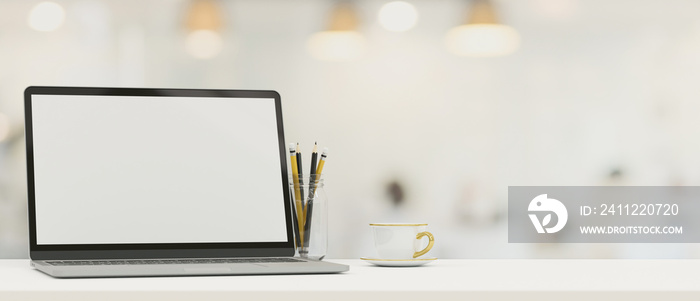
{"left": 1, "top": 259, "right": 699, "bottom": 300}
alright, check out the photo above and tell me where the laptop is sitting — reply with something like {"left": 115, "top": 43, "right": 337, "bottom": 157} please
{"left": 23, "top": 86, "right": 348, "bottom": 278}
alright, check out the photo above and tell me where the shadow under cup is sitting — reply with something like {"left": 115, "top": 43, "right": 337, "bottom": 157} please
{"left": 370, "top": 223, "right": 434, "bottom": 259}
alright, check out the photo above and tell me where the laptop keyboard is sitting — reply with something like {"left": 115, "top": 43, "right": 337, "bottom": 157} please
{"left": 46, "top": 257, "right": 304, "bottom": 266}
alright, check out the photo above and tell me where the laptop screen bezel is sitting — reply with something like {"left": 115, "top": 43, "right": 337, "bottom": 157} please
{"left": 24, "top": 86, "right": 296, "bottom": 260}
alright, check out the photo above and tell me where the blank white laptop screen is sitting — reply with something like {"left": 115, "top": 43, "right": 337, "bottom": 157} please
{"left": 30, "top": 94, "right": 289, "bottom": 245}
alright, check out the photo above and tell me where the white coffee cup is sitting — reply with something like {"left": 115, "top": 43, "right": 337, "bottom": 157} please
{"left": 370, "top": 223, "right": 435, "bottom": 259}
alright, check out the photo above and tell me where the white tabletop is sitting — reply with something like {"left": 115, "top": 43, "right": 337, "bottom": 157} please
{"left": 1, "top": 259, "right": 699, "bottom": 300}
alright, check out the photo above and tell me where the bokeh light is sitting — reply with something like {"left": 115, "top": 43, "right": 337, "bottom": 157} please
{"left": 185, "top": 29, "right": 223, "bottom": 59}
{"left": 377, "top": 1, "right": 418, "bottom": 32}
{"left": 307, "top": 31, "right": 366, "bottom": 61}
{"left": 445, "top": 24, "right": 520, "bottom": 57}
{"left": 27, "top": 2, "right": 66, "bottom": 32}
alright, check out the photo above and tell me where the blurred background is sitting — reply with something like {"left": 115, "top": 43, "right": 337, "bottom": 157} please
{"left": 2, "top": 0, "right": 700, "bottom": 259}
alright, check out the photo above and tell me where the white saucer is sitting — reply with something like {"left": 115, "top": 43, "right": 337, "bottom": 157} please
{"left": 360, "top": 257, "right": 437, "bottom": 267}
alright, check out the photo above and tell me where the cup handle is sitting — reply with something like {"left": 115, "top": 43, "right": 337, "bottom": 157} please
{"left": 413, "top": 231, "right": 434, "bottom": 258}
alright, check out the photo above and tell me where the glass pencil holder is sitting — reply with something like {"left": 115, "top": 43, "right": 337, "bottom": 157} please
{"left": 289, "top": 174, "right": 327, "bottom": 260}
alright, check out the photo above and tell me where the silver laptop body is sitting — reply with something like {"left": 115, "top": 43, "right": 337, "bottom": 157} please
{"left": 29, "top": 257, "right": 346, "bottom": 278}
{"left": 24, "top": 86, "right": 348, "bottom": 278}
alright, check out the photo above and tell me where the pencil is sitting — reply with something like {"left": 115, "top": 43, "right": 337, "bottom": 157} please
{"left": 306, "top": 142, "right": 318, "bottom": 217}
{"left": 308, "top": 142, "right": 318, "bottom": 189}
{"left": 289, "top": 143, "right": 304, "bottom": 246}
{"left": 304, "top": 147, "right": 327, "bottom": 249}
{"left": 296, "top": 143, "right": 305, "bottom": 212}
{"left": 315, "top": 147, "right": 328, "bottom": 179}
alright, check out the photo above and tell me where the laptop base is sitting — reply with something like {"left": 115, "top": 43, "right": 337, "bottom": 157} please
{"left": 31, "top": 258, "right": 349, "bottom": 278}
